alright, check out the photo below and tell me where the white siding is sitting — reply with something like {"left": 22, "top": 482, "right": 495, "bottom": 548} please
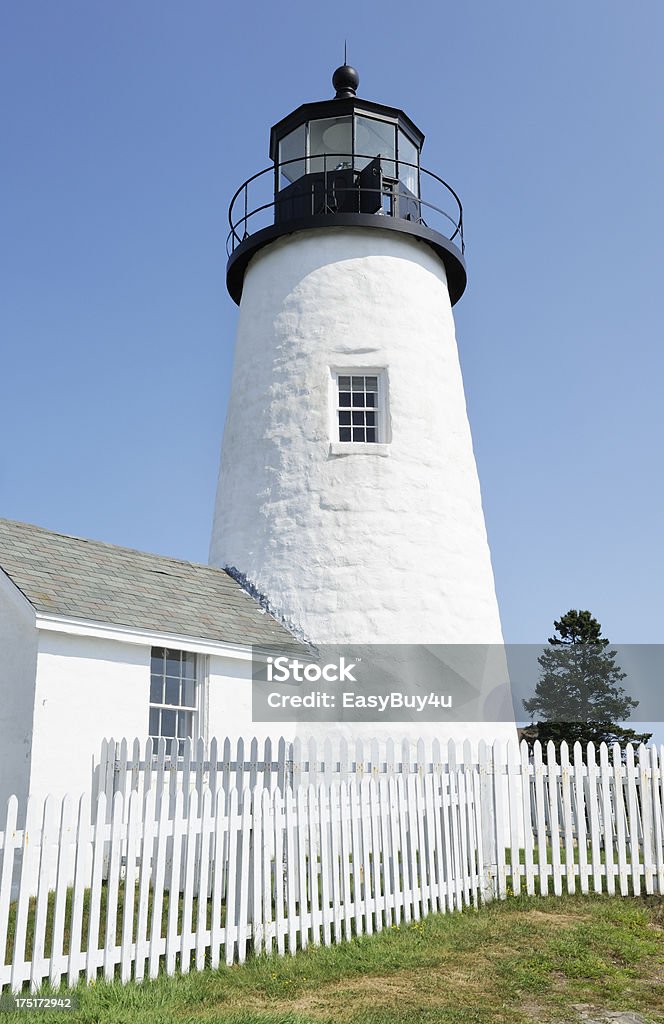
{"left": 29, "top": 632, "right": 150, "bottom": 804}
{"left": 207, "top": 653, "right": 276, "bottom": 744}
{"left": 0, "top": 571, "right": 38, "bottom": 809}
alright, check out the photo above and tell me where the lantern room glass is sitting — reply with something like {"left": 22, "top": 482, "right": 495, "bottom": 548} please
{"left": 354, "top": 116, "right": 396, "bottom": 179}
{"left": 308, "top": 116, "right": 352, "bottom": 172}
{"left": 275, "top": 113, "right": 421, "bottom": 200}
{"left": 398, "top": 130, "right": 419, "bottom": 196}
{"left": 278, "top": 124, "right": 306, "bottom": 185}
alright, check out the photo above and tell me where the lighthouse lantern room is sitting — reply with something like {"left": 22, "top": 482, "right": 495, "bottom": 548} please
{"left": 225, "top": 64, "right": 466, "bottom": 307}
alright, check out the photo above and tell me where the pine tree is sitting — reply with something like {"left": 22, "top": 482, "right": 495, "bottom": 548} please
{"left": 523, "top": 609, "right": 651, "bottom": 749}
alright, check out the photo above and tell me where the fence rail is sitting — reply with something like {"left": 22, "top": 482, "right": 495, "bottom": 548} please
{"left": 2, "top": 739, "right": 664, "bottom": 994}
{"left": 94, "top": 734, "right": 498, "bottom": 819}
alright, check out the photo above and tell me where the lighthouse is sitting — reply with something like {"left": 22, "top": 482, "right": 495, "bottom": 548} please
{"left": 210, "top": 65, "right": 516, "bottom": 738}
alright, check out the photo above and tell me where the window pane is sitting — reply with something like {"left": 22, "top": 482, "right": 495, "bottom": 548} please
{"left": 366, "top": 411, "right": 376, "bottom": 426}
{"left": 161, "top": 709, "right": 176, "bottom": 738}
{"left": 365, "top": 391, "right": 376, "bottom": 407}
{"left": 352, "top": 392, "right": 364, "bottom": 407}
{"left": 365, "top": 376, "right": 378, "bottom": 390}
{"left": 339, "top": 411, "right": 351, "bottom": 425}
{"left": 177, "top": 711, "right": 192, "bottom": 739}
{"left": 353, "top": 428, "right": 364, "bottom": 441}
{"left": 351, "top": 376, "right": 365, "bottom": 390}
{"left": 182, "top": 651, "right": 196, "bottom": 679}
{"left": 149, "top": 708, "right": 159, "bottom": 737}
{"left": 398, "top": 130, "right": 419, "bottom": 196}
{"left": 164, "top": 678, "right": 180, "bottom": 706}
{"left": 338, "top": 375, "right": 350, "bottom": 388}
{"left": 181, "top": 677, "right": 196, "bottom": 709}
{"left": 352, "top": 411, "right": 364, "bottom": 425}
{"left": 366, "top": 428, "right": 377, "bottom": 442}
{"left": 151, "top": 648, "right": 165, "bottom": 673}
{"left": 309, "top": 117, "right": 352, "bottom": 173}
{"left": 279, "top": 124, "right": 306, "bottom": 185}
{"left": 165, "top": 650, "right": 181, "bottom": 677}
{"left": 339, "top": 391, "right": 351, "bottom": 407}
{"left": 340, "top": 427, "right": 351, "bottom": 442}
{"left": 150, "top": 678, "right": 162, "bottom": 704}
{"left": 355, "top": 116, "right": 396, "bottom": 176}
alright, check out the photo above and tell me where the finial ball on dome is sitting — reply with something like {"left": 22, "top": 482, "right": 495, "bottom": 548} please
{"left": 332, "top": 64, "right": 360, "bottom": 98}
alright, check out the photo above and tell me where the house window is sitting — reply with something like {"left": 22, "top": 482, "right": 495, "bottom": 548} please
{"left": 149, "top": 647, "right": 197, "bottom": 755}
{"left": 336, "top": 374, "right": 381, "bottom": 442}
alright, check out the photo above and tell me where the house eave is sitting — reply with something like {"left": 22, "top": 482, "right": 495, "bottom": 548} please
{"left": 33, "top": 612, "right": 279, "bottom": 661}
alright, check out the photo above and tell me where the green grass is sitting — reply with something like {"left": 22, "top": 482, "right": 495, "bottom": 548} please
{"left": 6, "top": 894, "right": 664, "bottom": 1024}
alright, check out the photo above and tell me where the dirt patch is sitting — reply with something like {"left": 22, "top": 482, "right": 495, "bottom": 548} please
{"left": 237, "top": 965, "right": 504, "bottom": 1021}
{"left": 518, "top": 910, "right": 587, "bottom": 925}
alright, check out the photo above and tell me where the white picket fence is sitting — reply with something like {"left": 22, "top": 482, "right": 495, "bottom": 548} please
{"left": 2, "top": 739, "right": 664, "bottom": 994}
{"left": 94, "top": 734, "right": 497, "bottom": 819}
{"left": 0, "top": 768, "right": 483, "bottom": 993}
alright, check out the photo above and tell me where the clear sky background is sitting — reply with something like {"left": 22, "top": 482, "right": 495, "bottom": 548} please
{"left": 2, "top": 2, "right": 663, "bottom": 668}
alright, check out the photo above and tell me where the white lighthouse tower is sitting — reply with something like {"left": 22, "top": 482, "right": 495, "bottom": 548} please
{"left": 210, "top": 65, "right": 516, "bottom": 741}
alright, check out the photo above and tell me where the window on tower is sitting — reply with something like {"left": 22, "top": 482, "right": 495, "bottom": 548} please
{"left": 336, "top": 373, "right": 381, "bottom": 443}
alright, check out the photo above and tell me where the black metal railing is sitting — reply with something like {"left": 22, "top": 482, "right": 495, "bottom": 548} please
{"left": 227, "top": 154, "right": 464, "bottom": 258}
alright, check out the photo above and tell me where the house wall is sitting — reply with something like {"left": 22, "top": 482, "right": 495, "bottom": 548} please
{"left": 207, "top": 652, "right": 276, "bottom": 745}
{"left": 0, "top": 571, "right": 38, "bottom": 809}
{"left": 28, "top": 631, "right": 274, "bottom": 802}
{"left": 29, "top": 631, "right": 150, "bottom": 804}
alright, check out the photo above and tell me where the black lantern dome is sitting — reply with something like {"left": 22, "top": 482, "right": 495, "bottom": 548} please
{"left": 226, "top": 67, "right": 466, "bottom": 305}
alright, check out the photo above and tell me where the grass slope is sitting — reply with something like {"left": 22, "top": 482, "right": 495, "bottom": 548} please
{"left": 9, "top": 895, "right": 664, "bottom": 1024}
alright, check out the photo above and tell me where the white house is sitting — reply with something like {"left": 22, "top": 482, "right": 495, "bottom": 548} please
{"left": 0, "top": 517, "right": 297, "bottom": 810}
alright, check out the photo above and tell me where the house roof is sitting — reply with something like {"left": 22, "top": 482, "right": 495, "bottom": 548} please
{"left": 0, "top": 518, "right": 297, "bottom": 649}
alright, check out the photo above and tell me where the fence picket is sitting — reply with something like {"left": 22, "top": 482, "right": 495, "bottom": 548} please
{"left": 624, "top": 744, "right": 640, "bottom": 895}
{"left": 546, "top": 743, "right": 562, "bottom": 897}
{"left": 285, "top": 788, "right": 298, "bottom": 955}
{"left": 571, "top": 743, "right": 586, "bottom": 894}
{"left": 650, "top": 747, "right": 664, "bottom": 894}
{"left": 30, "top": 795, "right": 58, "bottom": 991}
{"left": 236, "top": 797, "right": 252, "bottom": 965}
{"left": 134, "top": 788, "right": 156, "bottom": 983}
{"left": 67, "top": 794, "right": 90, "bottom": 989}
{"left": 180, "top": 789, "right": 199, "bottom": 973}
{"left": 103, "top": 791, "right": 124, "bottom": 982}
{"left": 165, "top": 790, "right": 185, "bottom": 976}
{"left": 148, "top": 794, "right": 170, "bottom": 979}
{"left": 120, "top": 791, "right": 141, "bottom": 984}
{"left": 519, "top": 741, "right": 535, "bottom": 896}
{"left": 340, "top": 782, "right": 353, "bottom": 940}
{"left": 0, "top": 796, "right": 19, "bottom": 986}
{"left": 49, "top": 795, "right": 73, "bottom": 988}
{"left": 639, "top": 745, "right": 654, "bottom": 895}
{"left": 225, "top": 789, "right": 240, "bottom": 966}
{"left": 86, "top": 793, "right": 107, "bottom": 984}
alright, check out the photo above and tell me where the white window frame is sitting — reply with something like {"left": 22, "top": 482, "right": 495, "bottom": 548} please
{"left": 329, "top": 367, "right": 391, "bottom": 455}
{"left": 149, "top": 646, "right": 207, "bottom": 754}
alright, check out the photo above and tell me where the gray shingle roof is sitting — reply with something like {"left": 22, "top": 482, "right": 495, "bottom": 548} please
{"left": 0, "top": 518, "right": 297, "bottom": 648}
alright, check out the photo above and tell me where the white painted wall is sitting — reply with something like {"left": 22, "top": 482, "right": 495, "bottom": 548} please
{"left": 27, "top": 630, "right": 279, "bottom": 802}
{"left": 208, "top": 653, "right": 276, "bottom": 745}
{"left": 211, "top": 228, "right": 505, "bottom": 648}
{"left": 29, "top": 631, "right": 151, "bottom": 804}
{"left": 0, "top": 571, "right": 38, "bottom": 809}
{"left": 210, "top": 227, "right": 518, "bottom": 749}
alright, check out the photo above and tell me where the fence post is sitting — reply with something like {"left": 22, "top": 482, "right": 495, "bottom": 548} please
{"left": 478, "top": 739, "right": 496, "bottom": 901}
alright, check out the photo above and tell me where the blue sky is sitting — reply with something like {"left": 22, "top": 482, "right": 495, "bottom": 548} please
{"left": 2, "top": 1, "right": 663, "bottom": 667}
